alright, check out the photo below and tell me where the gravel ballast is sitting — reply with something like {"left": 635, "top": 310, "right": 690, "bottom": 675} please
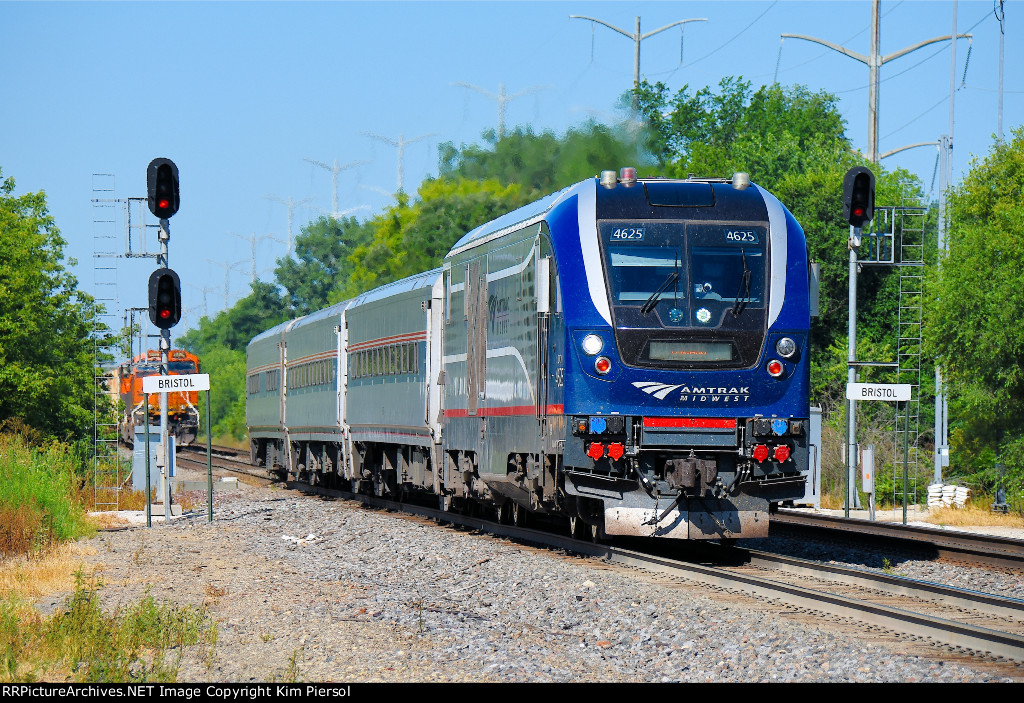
{"left": 70, "top": 473, "right": 1023, "bottom": 683}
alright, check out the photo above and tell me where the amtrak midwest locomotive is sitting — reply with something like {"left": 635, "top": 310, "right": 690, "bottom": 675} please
{"left": 246, "top": 169, "right": 812, "bottom": 540}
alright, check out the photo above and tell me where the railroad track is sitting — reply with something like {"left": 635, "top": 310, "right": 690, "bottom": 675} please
{"left": 773, "top": 508, "right": 1024, "bottom": 571}
{"left": 175, "top": 443, "right": 272, "bottom": 485}
{"left": 175, "top": 443, "right": 1024, "bottom": 665}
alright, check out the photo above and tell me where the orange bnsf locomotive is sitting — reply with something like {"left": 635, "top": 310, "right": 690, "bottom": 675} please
{"left": 116, "top": 349, "right": 201, "bottom": 446}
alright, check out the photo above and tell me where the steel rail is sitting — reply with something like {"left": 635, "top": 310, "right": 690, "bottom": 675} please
{"left": 289, "top": 481, "right": 1024, "bottom": 662}
{"left": 605, "top": 545, "right": 1024, "bottom": 662}
{"left": 739, "top": 547, "right": 1024, "bottom": 621}
{"left": 172, "top": 448, "right": 1024, "bottom": 661}
{"left": 773, "top": 509, "right": 1024, "bottom": 570}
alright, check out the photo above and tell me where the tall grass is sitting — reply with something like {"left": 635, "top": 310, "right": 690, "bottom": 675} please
{"left": 0, "top": 435, "right": 95, "bottom": 557}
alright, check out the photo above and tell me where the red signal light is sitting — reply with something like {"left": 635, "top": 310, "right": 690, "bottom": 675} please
{"left": 159, "top": 308, "right": 171, "bottom": 319}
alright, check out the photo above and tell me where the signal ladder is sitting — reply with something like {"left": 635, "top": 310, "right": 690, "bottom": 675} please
{"left": 858, "top": 193, "right": 927, "bottom": 515}
{"left": 894, "top": 190, "right": 927, "bottom": 511}
{"left": 91, "top": 174, "right": 122, "bottom": 511}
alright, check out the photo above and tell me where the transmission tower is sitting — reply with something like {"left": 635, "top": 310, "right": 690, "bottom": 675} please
{"left": 206, "top": 259, "right": 248, "bottom": 311}
{"left": 780, "top": 0, "right": 971, "bottom": 163}
{"left": 232, "top": 232, "right": 285, "bottom": 283}
{"left": 264, "top": 195, "right": 313, "bottom": 255}
{"left": 363, "top": 132, "right": 437, "bottom": 193}
{"left": 187, "top": 283, "right": 217, "bottom": 319}
{"left": 451, "top": 81, "right": 549, "bottom": 139}
{"left": 303, "top": 158, "right": 368, "bottom": 215}
{"left": 569, "top": 14, "right": 707, "bottom": 110}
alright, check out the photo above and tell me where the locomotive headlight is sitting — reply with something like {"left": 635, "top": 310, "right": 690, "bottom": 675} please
{"left": 775, "top": 337, "right": 797, "bottom": 359}
{"left": 581, "top": 334, "right": 604, "bottom": 355}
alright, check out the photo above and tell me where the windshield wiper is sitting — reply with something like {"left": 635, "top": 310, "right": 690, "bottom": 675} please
{"left": 731, "top": 248, "right": 752, "bottom": 316}
{"left": 640, "top": 251, "right": 681, "bottom": 316}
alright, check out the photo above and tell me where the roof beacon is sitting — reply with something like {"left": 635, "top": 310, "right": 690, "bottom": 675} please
{"left": 732, "top": 172, "right": 751, "bottom": 190}
{"left": 619, "top": 167, "right": 637, "bottom": 186}
{"left": 600, "top": 170, "right": 618, "bottom": 188}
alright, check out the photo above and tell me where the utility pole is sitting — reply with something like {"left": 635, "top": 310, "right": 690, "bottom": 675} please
{"left": 451, "top": 81, "right": 548, "bottom": 139}
{"left": 303, "top": 158, "right": 368, "bottom": 216}
{"left": 996, "top": 0, "right": 1005, "bottom": 143}
{"left": 781, "top": 0, "right": 971, "bottom": 163}
{"left": 363, "top": 132, "right": 437, "bottom": 193}
{"left": 569, "top": 14, "right": 707, "bottom": 110}
{"left": 933, "top": 2, "right": 962, "bottom": 485}
{"left": 264, "top": 195, "right": 313, "bottom": 255}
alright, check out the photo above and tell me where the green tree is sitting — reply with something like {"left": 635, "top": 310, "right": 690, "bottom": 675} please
{"left": 338, "top": 177, "right": 529, "bottom": 298}
{"left": 925, "top": 128, "right": 1024, "bottom": 503}
{"left": 177, "top": 281, "right": 288, "bottom": 354}
{"left": 439, "top": 121, "right": 650, "bottom": 195}
{"left": 0, "top": 168, "right": 103, "bottom": 443}
{"left": 176, "top": 281, "right": 290, "bottom": 443}
{"left": 275, "top": 216, "right": 374, "bottom": 314}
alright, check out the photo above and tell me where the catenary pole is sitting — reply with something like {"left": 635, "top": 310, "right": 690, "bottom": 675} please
{"left": 569, "top": 15, "right": 707, "bottom": 111}
{"left": 781, "top": 0, "right": 971, "bottom": 163}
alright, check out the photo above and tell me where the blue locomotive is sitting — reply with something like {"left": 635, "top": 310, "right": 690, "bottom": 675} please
{"left": 247, "top": 169, "right": 811, "bottom": 540}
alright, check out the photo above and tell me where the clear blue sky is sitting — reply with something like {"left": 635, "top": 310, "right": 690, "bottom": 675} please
{"left": 2, "top": 1, "right": 1018, "bottom": 336}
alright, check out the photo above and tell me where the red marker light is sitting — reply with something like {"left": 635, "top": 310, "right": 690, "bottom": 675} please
{"left": 594, "top": 357, "right": 612, "bottom": 374}
{"left": 607, "top": 443, "right": 624, "bottom": 461}
{"left": 752, "top": 445, "right": 770, "bottom": 463}
{"left": 587, "top": 442, "right": 605, "bottom": 460}
{"left": 767, "top": 360, "right": 784, "bottom": 377}
{"left": 774, "top": 445, "right": 791, "bottom": 463}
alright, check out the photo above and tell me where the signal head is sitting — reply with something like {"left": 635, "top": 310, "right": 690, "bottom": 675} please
{"left": 842, "top": 166, "right": 875, "bottom": 228}
{"left": 148, "top": 267, "right": 182, "bottom": 329}
{"left": 147, "top": 158, "right": 180, "bottom": 219}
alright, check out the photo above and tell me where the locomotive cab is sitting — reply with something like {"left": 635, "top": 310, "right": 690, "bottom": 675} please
{"left": 559, "top": 172, "right": 811, "bottom": 540}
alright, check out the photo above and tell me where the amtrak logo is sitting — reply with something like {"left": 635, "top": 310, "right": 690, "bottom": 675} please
{"left": 633, "top": 381, "right": 683, "bottom": 400}
{"left": 633, "top": 381, "right": 751, "bottom": 403}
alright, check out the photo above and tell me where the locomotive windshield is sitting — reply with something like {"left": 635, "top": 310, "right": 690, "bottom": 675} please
{"left": 599, "top": 220, "right": 769, "bottom": 368}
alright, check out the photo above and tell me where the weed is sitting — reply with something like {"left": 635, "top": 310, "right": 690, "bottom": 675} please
{"left": 132, "top": 538, "right": 147, "bottom": 567}
{"left": 205, "top": 620, "right": 218, "bottom": 672}
{"left": 881, "top": 558, "right": 895, "bottom": 574}
{"left": 0, "top": 570, "right": 213, "bottom": 682}
{"left": 203, "top": 584, "right": 227, "bottom": 599}
{"left": 272, "top": 647, "right": 303, "bottom": 683}
{"left": 413, "top": 597, "right": 425, "bottom": 634}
